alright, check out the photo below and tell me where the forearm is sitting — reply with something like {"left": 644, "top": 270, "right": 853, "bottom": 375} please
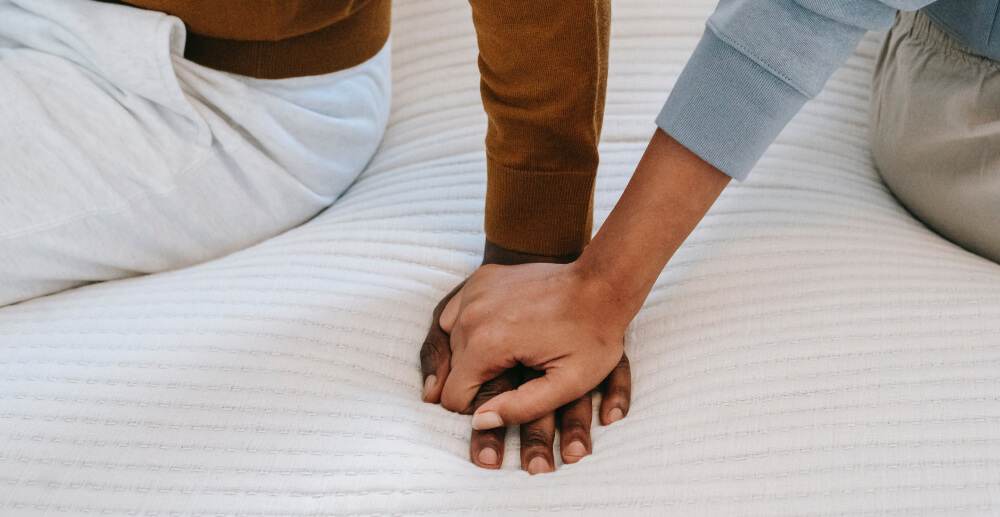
{"left": 575, "top": 128, "right": 730, "bottom": 326}
{"left": 469, "top": 0, "right": 610, "bottom": 257}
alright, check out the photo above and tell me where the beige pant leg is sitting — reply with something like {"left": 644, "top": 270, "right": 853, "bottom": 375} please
{"left": 870, "top": 10, "right": 1000, "bottom": 263}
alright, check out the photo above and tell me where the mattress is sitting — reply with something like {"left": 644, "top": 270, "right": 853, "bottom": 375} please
{"left": 2, "top": 0, "right": 1000, "bottom": 515}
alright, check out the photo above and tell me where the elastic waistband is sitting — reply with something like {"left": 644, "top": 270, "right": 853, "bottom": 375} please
{"left": 898, "top": 10, "right": 991, "bottom": 62}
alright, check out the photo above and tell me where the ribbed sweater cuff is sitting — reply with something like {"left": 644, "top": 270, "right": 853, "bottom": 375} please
{"left": 656, "top": 29, "right": 809, "bottom": 181}
{"left": 484, "top": 161, "right": 595, "bottom": 257}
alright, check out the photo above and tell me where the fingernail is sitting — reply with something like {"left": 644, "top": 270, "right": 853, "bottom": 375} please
{"left": 471, "top": 411, "right": 503, "bottom": 430}
{"left": 422, "top": 375, "right": 436, "bottom": 400}
{"left": 527, "top": 456, "right": 551, "bottom": 475}
{"left": 477, "top": 447, "right": 498, "bottom": 466}
{"left": 563, "top": 440, "right": 587, "bottom": 463}
{"left": 607, "top": 407, "right": 624, "bottom": 424}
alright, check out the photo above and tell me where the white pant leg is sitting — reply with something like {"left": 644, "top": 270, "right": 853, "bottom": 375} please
{"left": 0, "top": 0, "right": 391, "bottom": 306}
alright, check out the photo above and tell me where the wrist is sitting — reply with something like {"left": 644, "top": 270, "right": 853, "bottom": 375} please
{"left": 567, "top": 257, "right": 638, "bottom": 332}
{"left": 482, "top": 239, "right": 581, "bottom": 266}
{"left": 573, "top": 130, "right": 731, "bottom": 323}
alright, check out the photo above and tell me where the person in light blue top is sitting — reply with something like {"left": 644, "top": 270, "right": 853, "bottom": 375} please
{"left": 656, "top": 0, "right": 1000, "bottom": 265}
{"left": 442, "top": 2, "right": 1000, "bottom": 441}
{"left": 660, "top": 0, "right": 1000, "bottom": 182}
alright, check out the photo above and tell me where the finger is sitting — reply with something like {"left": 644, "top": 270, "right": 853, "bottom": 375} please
{"left": 418, "top": 328, "right": 450, "bottom": 403}
{"left": 469, "top": 370, "right": 518, "bottom": 469}
{"left": 599, "top": 352, "right": 632, "bottom": 425}
{"left": 472, "top": 366, "right": 593, "bottom": 429}
{"left": 517, "top": 368, "right": 555, "bottom": 474}
{"left": 439, "top": 332, "right": 516, "bottom": 414}
{"left": 419, "top": 281, "right": 465, "bottom": 403}
{"left": 520, "top": 411, "right": 556, "bottom": 475}
{"left": 557, "top": 393, "right": 593, "bottom": 464}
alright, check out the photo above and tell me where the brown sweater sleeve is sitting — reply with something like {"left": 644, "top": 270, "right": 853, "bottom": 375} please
{"left": 468, "top": 0, "right": 610, "bottom": 257}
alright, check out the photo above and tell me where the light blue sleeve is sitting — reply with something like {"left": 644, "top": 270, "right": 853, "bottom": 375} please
{"left": 656, "top": 0, "right": 935, "bottom": 181}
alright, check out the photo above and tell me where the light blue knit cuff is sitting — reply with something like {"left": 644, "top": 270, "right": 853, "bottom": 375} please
{"left": 656, "top": 29, "right": 810, "bottom": 181}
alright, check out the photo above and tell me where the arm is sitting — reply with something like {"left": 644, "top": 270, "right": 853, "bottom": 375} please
{"left": 467, "top": 0, "right": 610, "bottom": 256}
{"left": 420, "top": 0, "right": 623, "bottom": 472}
{"left": 575, "top": 129, "right": 730, "bottom": 328}
{"left": 439, "top": 0, "right": 943, "bottom": 428}
{"left": 423, "top": 0, "right": 611, "bottom": 401}
{"left": 439, "top": 129, "right": 727, "bottom": 427}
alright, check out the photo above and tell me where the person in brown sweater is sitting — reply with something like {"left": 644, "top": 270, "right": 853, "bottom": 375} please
{"left": 71, "top": 0, "right": 631, "bottom": 474}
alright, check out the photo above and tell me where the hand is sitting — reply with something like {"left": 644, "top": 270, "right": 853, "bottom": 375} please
{"left": 421, "top": 129, "right": 728, "bottom": 470}
{"left": 424, "top": 129, "right": 729, "bottom": 438}
{"left": 434, "top": 261, "right": 628, "bottom": 431}
{"left": 420, "top": 241, "right": 632, "bottom": 473}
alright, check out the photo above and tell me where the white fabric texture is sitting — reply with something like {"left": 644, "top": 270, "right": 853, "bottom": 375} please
{"left": 2, "top": 0, "right": 1000, "bottom": 515}
{"left": 0, "top": 0, "right": 391, "bottom": 306}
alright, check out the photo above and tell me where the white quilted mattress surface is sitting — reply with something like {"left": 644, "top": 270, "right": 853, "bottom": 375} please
{"left": 3, "top": 0, "right": 1000, "bottom": 515}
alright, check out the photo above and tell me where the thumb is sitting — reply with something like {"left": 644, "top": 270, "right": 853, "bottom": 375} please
{"left": 470, "top": 367, "right": 587, "bottom": 430}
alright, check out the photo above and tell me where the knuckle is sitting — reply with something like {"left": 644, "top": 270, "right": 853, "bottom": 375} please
{"left": 461, "top": 298, "right": 486, "bottom": 318}
{"left": 456, "top": 315, "right": 482, "bottom": 338}
{"left": 608, "top": 380, "right": 632, "bottom": 399}
{"left": 559, "top": 415, "right": 590, "bottom": 433}
{"left": 520, "top": 427, "right": 553, "bottom": 450}
{"left": 440, "top": 391, "right": 465, "bottom": 413}
{"left": 467, "top": 324, "right": 504, "bottom": 350}
{"left": 459, "top": 303, "right": 480, "bottom": 322}
{"left": 419, "top": 342, "right": 439, "bottom": 363}
{"left": 469, "top": 312, "right": 491, "bottom": 328}
{"left": 564, "top": 369, "right": 594, "bottom": 393}
{"left": 419, "top": 342, "right": 446, "bottom": 372}
{"left": 464, "top": 325, "right": 488, "bottom": 345}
